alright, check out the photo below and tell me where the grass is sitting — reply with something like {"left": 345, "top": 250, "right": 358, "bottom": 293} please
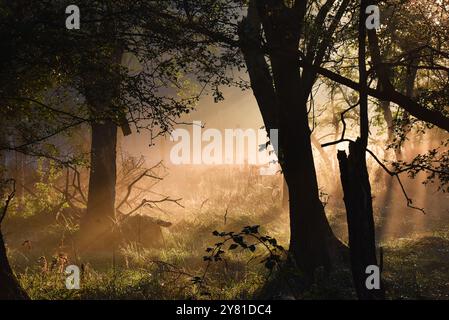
{"left": 10, "top": 223, "right": 449, "bottom": 300}
{"left": 3, "top": 166, "right": 449, "bottom": 300}
{"left": 382, "top": 230, "right": 449, "bottom": 299}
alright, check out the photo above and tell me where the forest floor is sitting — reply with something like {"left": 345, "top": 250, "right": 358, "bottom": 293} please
{"left": 3, "top": 167, "right": 449, "bottom": 299}
{"left": 4, "top": 209, "right": 449, "bottom": 300}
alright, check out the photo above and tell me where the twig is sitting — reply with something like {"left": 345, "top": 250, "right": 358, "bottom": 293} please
{"left": 199, "top": 198, "right": 209, "bottom": 210}
{"left": 119, "top": 197, "right": 184, "bottom": 220}
{"left": 0, "top": 179, "right": 16, "bottom": 225}
{"left": 223, "top": 205, "right": 229, "bottom": 225}
{"left": 322, "top": 136, "right": 426, "bottom": 214}
{"left": 365, "top": 149, "right": 426, "bottom": 214}
{"left": 321, "top": 100, "right": 360, "bottom": 148}
{"left": 116, "top": 163, "right": 163, "bottom": 210}
{"left": 73, "top": 168, "right": 87, "bottom": 205}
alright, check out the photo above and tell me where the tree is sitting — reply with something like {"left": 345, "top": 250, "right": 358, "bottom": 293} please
{"left": 0, "top": 179, "right": 29, "bottom": 300}
{"left": 324, "top": 0, "right": 448, "bottom": 298}
{"left": 368, "top": 0, "right": 449, "bottom": 190}
{"left": 135, "top": 0, "right": 352, "bottom": 278}
{"left": 238, "top": 0, "right": 352, "bottom": 278}
{"left": 71, "top": 1, "right": 237, "bottom": 245}
{"left": 336, "top": 0, "right": 384, "bottom": 299}
{"left": 1, "top": 0, "right": 236, "bottom": 248}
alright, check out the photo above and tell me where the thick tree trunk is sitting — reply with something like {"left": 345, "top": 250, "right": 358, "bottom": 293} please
{"left": 78, "top": 43, "right": 122, "bottom": 249}
{"left": 283, "top": 105, "right": 343, "bottom": 277}
{"left": 337, "top": 140, "right": 384, "bottom": 299}
{"left": 267, "top": 30, "right": 344, "bottom": 277}
{"left": 0, "top": 230, "right": 29, "bottom": 299}
{"left": 238, "top": 2, "right": 346, "bottom": 279}
{"left": 79, "top": 119, "right": 117, "bottom": 248}
{"left": 0, "top": 151, "right": 28, "bottom": 299}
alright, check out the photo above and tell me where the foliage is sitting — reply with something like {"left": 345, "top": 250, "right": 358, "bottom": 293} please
{"left": 392, "top": 142, "right": 449, "bottom": 192}
{"left": 20, "top": 159, "right": 67, "bottom": 218}
{"left": 191, "top": 225, "right": 286, "bottom": 296}
{"left": 0, "top": 0, "right": 242, "bottom": 166}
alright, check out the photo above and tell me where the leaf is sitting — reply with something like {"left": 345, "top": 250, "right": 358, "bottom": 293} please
{"left": 250, "top": 225, "right": 260, "bottom": 234}
{"left": 264, "top": 260, "right": 275, "bottom": 270}
{"left": 232, "top": 236, "right": 244, "bottom": 244}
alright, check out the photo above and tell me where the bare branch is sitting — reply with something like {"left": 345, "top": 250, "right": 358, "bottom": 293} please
{"left": 0, "top": 179, "right": 16, "bottom": 225}
{"left": 116, "top": 161, "right": 163, "bottom": 211}
{"left": 365, "top": 149, "right": 426, "bottom": 215}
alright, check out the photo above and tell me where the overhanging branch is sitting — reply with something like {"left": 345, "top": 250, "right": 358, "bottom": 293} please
{"left": 299, "top": 60, "right": 449, "bottom": 132}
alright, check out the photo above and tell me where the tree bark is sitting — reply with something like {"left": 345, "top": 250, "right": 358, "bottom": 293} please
{"left": 239, "top": 0, "right": 346, "bottom": 279}
{"left": 337, "top": 140, "right": 384, "bottom": 299}
{"left": 78, "top": 41, "right": 123, "bottom": 248}
{"left": 276, "top": 56, "right": 339, "bottom": 275}
{"left": 338, "top": 1, "right": 384, "bottom": 299}
{"left": 79, "top": 119, "right": 117, "bottom": 248}
{"left": 0, "top": 229, "right": 29, "bottom": 300}
{"left": 0, "top": 180, "right": 28, "bottom": 300}
{"left": 79, "top": 80, "right": 120, "bottom": 248}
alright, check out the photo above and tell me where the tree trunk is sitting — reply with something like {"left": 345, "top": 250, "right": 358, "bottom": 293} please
{"left": 339, "top": 2, "right": 384, "bottom": 299}
{"left": 337, "top": 140, "right": 384, "bottom": 299}
{"left": 0, "top": 229, "right": 29, "bottom": 299}
{"left": 283, "top": 105, "right": 343, "bottom": 277}
{"left": 78, "top": 43, "right": 123, "bottom": 249}
{"left": 79, "top": 119, "right": 117, "bottom": 248}
{"left": 238, "top": 1, "right": 346, "bottom": 279}
{"left": 263, "top": 22, "right": 344, "bottom": 278}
